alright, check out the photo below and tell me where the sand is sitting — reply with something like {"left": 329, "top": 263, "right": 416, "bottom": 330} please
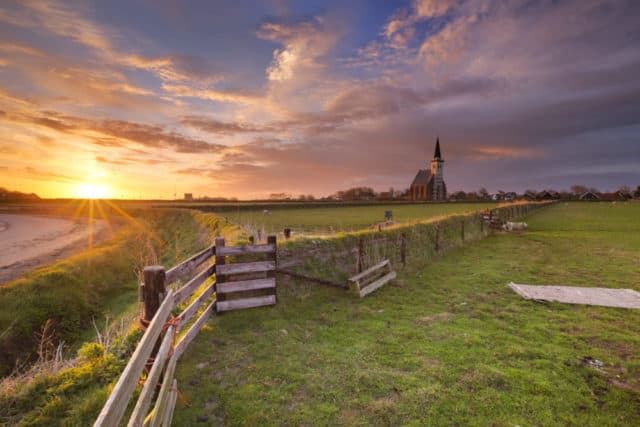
{"left": 0, "top": 214, "right": 107, "bottom": 284}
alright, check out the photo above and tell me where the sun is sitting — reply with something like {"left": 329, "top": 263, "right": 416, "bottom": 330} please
{"left": 76, "top": 182, "right": 110, "bottom": 199}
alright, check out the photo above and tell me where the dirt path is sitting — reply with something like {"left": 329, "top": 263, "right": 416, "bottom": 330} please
{"left": 0, "top": 214, "right": 107, "bottom": 284}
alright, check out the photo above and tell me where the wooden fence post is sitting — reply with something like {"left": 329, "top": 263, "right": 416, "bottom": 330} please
{"left": 480, "top": 214, "right": 484, "bottom": 233}
{"left": 434, "top": 226, "right": 440, "bottom": 252}
{"left": 461, "top": 219, "right": 465, "bottom": 242}
{"left": 400, "top": 232, "right": 407, "bottom": 267}
{"left": 268, "top": 235, "right": 277, "bottom": 269}
{"left": 357, "top": 237, "right": 364, "bottom": 273}
{"left": 215, "top": 237, "right": 226, "bottom": 286}
{"left": 142, "top": 266, "right": 166, "bottom": 323}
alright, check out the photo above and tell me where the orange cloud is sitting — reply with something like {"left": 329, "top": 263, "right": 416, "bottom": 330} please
{"left": 469, "top": 146, "right": 542, "bottom": 160}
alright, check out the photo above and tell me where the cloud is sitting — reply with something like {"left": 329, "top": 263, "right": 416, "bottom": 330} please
{"left": 258, "top": 16, "right": 340, "bottom": 82}
{"left": 23, "top": 166, "right": 77, "bottom": 183}
{"left": 8, "top": 109, "right": 226, "bottom": 154}
{"left": 384, "top": 0, "right": 458, "bottom": 46}
{"left": 180, "top": 116, "right": 274, "bottom": 135}
{"left": 162, "top": 84, "right": 263, "bottom": 104}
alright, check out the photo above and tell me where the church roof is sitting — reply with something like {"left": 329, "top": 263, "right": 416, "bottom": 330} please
{"left": 411, "top": 169, "right": 432, "bottom": 186}
{"left": 434, "top": 137, "right": 442, "bottom": 159}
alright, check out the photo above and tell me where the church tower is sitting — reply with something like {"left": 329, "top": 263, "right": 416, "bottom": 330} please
{"left": 409, "top": 137, "right": 447, "bottom": 201}
{"left": 430, "top": 137, "right": 446, "bottom": 200}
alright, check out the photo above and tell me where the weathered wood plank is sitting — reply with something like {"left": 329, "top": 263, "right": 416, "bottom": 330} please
{"left": 359, "top": 271, "right": 396, "bottom": 298}
{"left": 173, "top": 264, "right": 215, "bottom": 307}
{"left": 349, "top": 259, "right": 389, "bottom": 282}
{"left": 216, "top": 260, "right": 275, "bottom": 276}
{"left": 94, "top": 289, "right": 175, "bottom": 427}
{"left": 160, "top": 379, "right": 177, "bottom": 427}
{"left": 216, "top": 243, "right": 275, "bottom": 256}
{"left": 174, "top": 302, "right": 215, "bottom": 360}
{"left": 216, "top": 295, "right": 276, "bottom": 312}
{"left": 217, "top": 278, "right": 275, "bottom": 294}
{"left": 165, "top": 245, "right": 214, "bottom": 284}
{"left": 149, "top": 353, "right": 177, "bottom": 427}
{"left": 177, "top": 282, "right": 216, "bottom": 329}
{"left": 127, "top": 325, "right": 174, "bottom": 427}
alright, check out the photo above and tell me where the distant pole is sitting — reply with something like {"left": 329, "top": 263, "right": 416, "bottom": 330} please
{"left": 400, "top": 232, "right": 407, "bottom": 267}
{"left": 268, "top": 235, "right": 277, "bottom": 302}
{"left": 267, "top": 235, "right": 277, "bottom": 269}
{"left": 357, "top": 238, "right": 364, "bottom": 273}
{"left": 461, "top": 219, "right": 465, "bottom": 242}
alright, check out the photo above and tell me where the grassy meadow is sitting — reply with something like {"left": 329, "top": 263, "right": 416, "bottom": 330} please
{"left": 191, "top": 202, "right": 498, "bottom": 236}
{"left": 174, "top": 202, "right": 640, "bottom": 426}
{"left": 0, "top": 207, "right": 248, "bottom": 425}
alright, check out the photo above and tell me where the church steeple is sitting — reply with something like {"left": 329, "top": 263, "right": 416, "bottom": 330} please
{"left": 434, "top": 136, "right": 442, "bottom": 160}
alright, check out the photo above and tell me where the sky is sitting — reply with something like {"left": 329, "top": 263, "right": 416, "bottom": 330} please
{"left": 0, "top": 0, "right": 639, "bottom": 199}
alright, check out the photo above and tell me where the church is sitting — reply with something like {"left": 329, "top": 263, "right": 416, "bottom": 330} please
{"left": 409, "top": 138, "right": 447, "bottom": 201}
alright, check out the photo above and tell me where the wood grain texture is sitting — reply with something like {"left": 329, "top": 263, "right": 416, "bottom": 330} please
{"left": 216, "top": 243, "right": 275, "bottom": 256}
{"left": 349, "top": 259, "right": 389, "bottom": 283}
{"left": 216, "top": 260, "right": 275, "bottom": 276}
{"left": 216, "top": 295, "right": 276, "bottom": 312}
{"left": 165, "top": 245, "right": 214, "bottom": 284}
{"left": 94, "top": 290, "right": 175, "bottom": 427}
{"left": 177, "top": 282, "right": 216, "bottom": 329}
{"left": 173, "top": 264, "right": 215, "bottom": 307}
{"left": 127, "top": 325, "right": 174, "bottom": 427}
{"left": 217, "top": 277, "right": 275, "bottom": 294}
{"left": 359, "top": 271, "right": 397, "bottom": 298}
{"left": 174, "top": 302, "right": 215, "bottom": 360}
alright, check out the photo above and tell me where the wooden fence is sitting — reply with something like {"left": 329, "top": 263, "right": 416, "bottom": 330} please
{"left": 94, "top": 236, "right": 277, "bottom": 427}
{"left": 277, "top": 202, "right": 552, "bottom": 286}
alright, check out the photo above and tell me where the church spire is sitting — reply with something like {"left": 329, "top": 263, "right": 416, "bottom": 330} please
{"left": 434, "top": 137, "right": 442, "bottom": 160}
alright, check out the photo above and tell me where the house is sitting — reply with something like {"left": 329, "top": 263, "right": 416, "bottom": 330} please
{"left": 504, "top": 192, "right": 517, "bottom": 201}
{"left": 579, "top": 191, "right": 600, "bottom": 201}
{"left": 409, "top": 137, "right": 447, "bottom": 201}
{"left": 615, "top": 190, "right": 632, "bottom": 201}
{"left": 184, "top": 193, "right": 193, "bottom": 200}
{"left": 537, "top": 190, "right": 558, "bottom": 200}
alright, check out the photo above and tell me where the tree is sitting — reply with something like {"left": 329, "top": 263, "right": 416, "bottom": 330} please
{"left": 634, "top": 186, "right": 640, "bottom": 198}
{"left": 571, "top": 185, "right": 588, "bottom": 195}
{"left": 478, "top": 188, "right": 489, "bottom": 199}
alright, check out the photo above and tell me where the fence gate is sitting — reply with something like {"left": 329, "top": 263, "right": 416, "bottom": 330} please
{"left": 215, "top": 235, "right": 278, "bottom": 312}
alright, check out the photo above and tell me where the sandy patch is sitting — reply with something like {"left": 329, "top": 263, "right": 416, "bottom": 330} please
{"left": 0, "top": 214, "right": 107, "bottom": 284}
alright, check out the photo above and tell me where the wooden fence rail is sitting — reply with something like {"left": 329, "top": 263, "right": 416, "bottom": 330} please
{"left": 94, "top": 236, "right": 277, "bottom": 427}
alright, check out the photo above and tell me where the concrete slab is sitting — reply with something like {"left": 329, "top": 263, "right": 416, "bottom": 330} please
{"left": 508, "top": 282, "right": 640, "bottom": 309}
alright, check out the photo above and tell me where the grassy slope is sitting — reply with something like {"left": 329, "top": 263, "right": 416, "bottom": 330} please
{"left": 0, "top": 209, "right": 210, "bottom": 375}
{"left": 0, "top": 210, "right": 249, "bottom": 426}
{"left": 210, "top": 202, "right": 498, "bottom": 234}
{"left": 174, "top": 202, "right": 640, "bottom": 426}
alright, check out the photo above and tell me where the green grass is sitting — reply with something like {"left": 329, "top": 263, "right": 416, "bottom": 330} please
{"left": 203, "top": 202, "right": 498, "bottom": 235}
{"left": 174, "top": 202, "right": 640, "bottom": 426}
{"left": 0, "top": 209, "right": 243, "bottom": 426}
{"left": 0, "top": 208, "right": 212, "bottom": 376}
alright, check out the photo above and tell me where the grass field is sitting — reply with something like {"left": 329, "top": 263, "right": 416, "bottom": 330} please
{"left": 200, "top": 202, "right": 498, "bottom": 236}
{"left": 174, "top": 202, "right": 640, "bottom": 426}
{"left": 0, "top": 209, "right": 247, "bottom": 426}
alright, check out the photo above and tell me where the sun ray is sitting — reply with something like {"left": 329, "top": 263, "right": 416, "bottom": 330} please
{"left": 103, "top": 200, "right": 162, "bottom": 243}
{"left": 94, "top": 199, "right": 115, "bottom": 237}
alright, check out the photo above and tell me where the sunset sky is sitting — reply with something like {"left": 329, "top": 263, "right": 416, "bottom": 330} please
{"left": 1, "top": 0, "right": 639, "bottom": 199}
